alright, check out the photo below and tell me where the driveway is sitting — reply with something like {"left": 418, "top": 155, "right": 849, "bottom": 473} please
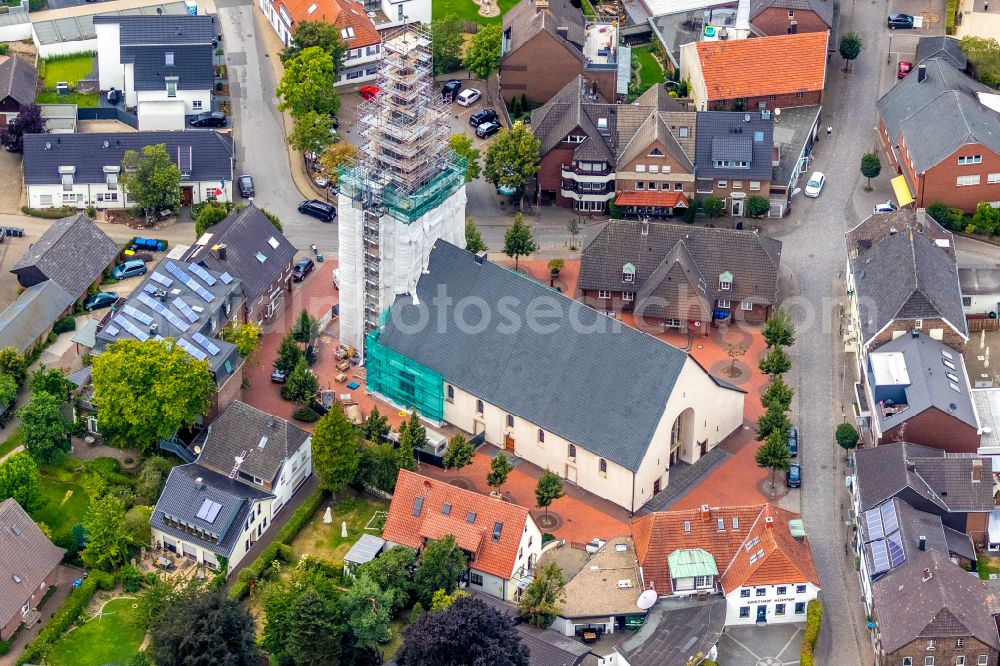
{"left": 716, "top": 624, "right": 804, "bottom": 666}
{"left": 0, "top": 150, "right": 23, "bottom": 214}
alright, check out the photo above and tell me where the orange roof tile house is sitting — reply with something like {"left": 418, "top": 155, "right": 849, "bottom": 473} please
{"left": 631, "top": 503, "right": 820, "bottom": 625}
{"left": 679, "top": 32, "right": 829, "bottom": 112}
{"left": 382, "top": 470, "right": 543, "bottom": 602}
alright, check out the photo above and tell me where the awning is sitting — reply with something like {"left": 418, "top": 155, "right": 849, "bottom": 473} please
{"left": 615, "top": 191, "right": 689, "bottom": 208}
{"left": 668, "top": 548, "right": 719, "bottom": 579}
{"left": 890, "top": 175, "right": 914, "bottom": 207}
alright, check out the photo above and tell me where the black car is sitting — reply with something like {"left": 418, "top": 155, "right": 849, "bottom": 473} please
{"left": 476, "top": 121, "right": 501, "bottom": 139}
{"left": 442, "top": 79, "right": 461, "bottom": 102}
{"left": 238, "top": 174, "right": 254, "bottom": 198}
{"left": 83, "top": 291, "right": 118, "bottom": 312}
{"left": 786, "top": 463, "right": 801, "bottom": 488}
{"left": 887, "top": 12, "right": 914, "bottom": 28}
{"left": 189, "top": 112, "right": 227, "bottom": 127}
{"left": 292, "top": 257, "right": 315, "bottom": 282}
{"left": 298, "top": 199, "right": 336, "bottom": 222}
{"left": 788, "top": 426, "right": 798, "bottom": 458}
{"left": 469, "top": 109, "right": 498, "bottom": 127}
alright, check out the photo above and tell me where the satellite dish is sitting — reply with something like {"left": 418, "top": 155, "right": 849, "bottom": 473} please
{"left": 193, "top": 445, "right": 202, "bottom": 454}
{"left": 637, "top": 589, "right": 658, "bottom": 610}
{"left": 774, "top": 108, "right": 781, "bottom": 116}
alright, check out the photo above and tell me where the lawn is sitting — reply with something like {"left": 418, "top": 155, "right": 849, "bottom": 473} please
{"left": 40, "top": 54, "right": 95, "bottom": 88}
{"left": 35, "top": 90, "right": 99, "bottom": 108}
{"left": 431, "top": 0, "right": 518, "bottom": 24}
{"left": 46, "top": 598, "right": 145, "bottom": 666}
{"left": 30, "top": 460, "right": 91, "bottom": 549}
{"left": 978, "top": 554, "right": 1000, "bottom": 580}
{"left": 632, "top": 45, "right": 666, "bottom": 89}
{"left": 288, "top": 490, "right": 389, "bottom": 564}
{"left": 0, "top": 431, "right": 23, "bottom": 460}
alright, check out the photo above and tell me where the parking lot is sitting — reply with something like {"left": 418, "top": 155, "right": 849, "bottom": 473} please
{"left": 715, "top": 623, "right": 805, "bottom": 666}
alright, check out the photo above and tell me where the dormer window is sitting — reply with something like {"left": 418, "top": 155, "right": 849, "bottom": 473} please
{"left": 622, "top": 263, "right": 636, "bottom": 284}
{"left": 719, "top": 271, "right": 733, "bottom": 291}
{"left": 597, "top": 117, "right": 608, "bottom": 131}
{"left": 104, "top": 166, "right": 120, "bottom": 191}
{"left": 341, "top": 27, "right": 355, "bottom": 39}
{"left": 58, "top": 165, "right": 75, "bottom": 191}
{"left": 565, "top": 134, "right": 587, "bottom": 143}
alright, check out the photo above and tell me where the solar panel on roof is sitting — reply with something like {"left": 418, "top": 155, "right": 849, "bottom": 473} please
{"left": 880, "top": 502, "right": 899, "bottom": 535}
{"left": 143, "top": 284, "right": 157, "bottom": 295}
{"left": 194, "top": 286, "right": 214, "bottom": 303}
{"left": 195, "top": 498, "right": 222, "bottom": 523}
{"left": 188, "top": 263, "right": 217, "bottom": 286}
{"left": 137, "top": 293, "right": 190, "bottom": 333}
{"left": 172, "top": 297, "right": 199, "bottom": 323}
{"left": 106, "top": 325, "right": 120, "bottom": 336}
{"left": 192, "top": 332, "right": 221, "bottom": 356}
{"left": 864, "top": 508, "right": 884, "bottom": 540}
{"left": 122, "top": 304, "right": 153, "bottom": 326}
{"left": 177, "top": 338, "right": 207, "bottom": 361}
{"left": 887, "top": 532, "right": 905, "bottom": 567}
{"left": 113, "top": 314, "right": 149, "bottom": 342}
{"left": 205, "top": 501, "right": 222, "bottom": 523}
{"left": 220, "top": 272, "right": 233, "bottom": 284}
{"left": 150, "top": 271, "right": 173, "bottom": 287}
{"left": 870, "top": 541, "right": 890, "bottom": 574}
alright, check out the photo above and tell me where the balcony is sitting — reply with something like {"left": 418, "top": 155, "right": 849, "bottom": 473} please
{"left": 560, "top": 164, "right": 615, "bottom": 181}
{"left": 560, "top": 186, "right": 616, "bottom": 202}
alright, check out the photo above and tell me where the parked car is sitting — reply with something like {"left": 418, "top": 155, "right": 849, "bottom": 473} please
{"left": 189, "top": 111, "right": 227, "bottom": 127}
{"left": 803, "top": 171, "right": 825, "bottom": 198}
{"left": 238, "top": 174, "right": 254, "bottom": 198}
{"left": 456, "top": 88, "right": 482, "bottom": 107}
{"left": 271, "top": 367, "right": 287, "bottom": 383}
{"left": 442, "top": 79, "right": 461, "bottom": 102}
{"left": 333, "top": 268, "right": 340, "bottom": 290}
{"left": 897, "top": 60, "right": 913, "bottom": 79}
{"left": 476, "top": 121, "right": 501, "bottom": 139}
{"left": 887, "top": 13, "right": 914, "bottom": 28}
{"left": 469, "top": 109, "right": 498, "bottom": 127}
{"left": 788, "top": 426, "right": 798, "bottom": 458}
{"left": 83, "top": 291, "right": 118, "bottom": 312}
{"left": 873, "top": 200, "right": 898, "bottom": 214}
{"left": 360, "top": 85, "right": 380, "bottom": 101}
{"left": 298, "top": 199, "right": 336, "bottom": 222}
{"left": 787, "top": 463, "right": 801, "bottom": 488}
{"left": 292, "top": 257, "right": 315, "bottom": 281}
{"left": 111, "top": 259, "right": 147, "bottom": 280}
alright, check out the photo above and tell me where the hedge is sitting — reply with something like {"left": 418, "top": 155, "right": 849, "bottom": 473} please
{"left": 800, "top": 598, "right": 823, "bottom": 666}
{"left": 946, "top": 0, "right": 957, "bottom": 34}
{"left": 17, "top": 570, "right": 115, "bottom": 665}
{"left": 20, "top": 206, "right": 79, "bottom": 219}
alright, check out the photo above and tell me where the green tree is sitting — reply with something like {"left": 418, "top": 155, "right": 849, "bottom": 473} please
{"left": 356, "top": 442, "right": 404, "bottom": 492}
{"left": 755, "top": 429, "right": 791, "bottom": 489}
{"left": 465, "top": 218, "right": 488, "bottom": 254}
{"left": 503, "top": 213, "right": 537, "bottom": 270}
{"left": 0, "top": 348, "right": 26, "bottom": 385}
{"left": 701, "top": 196, "right": 724, "bottom": 218}
{"left": 260, "top": 208, "right": 284, "bottom": 232}
{"left": 761, "top": 376, "right": 794, "bottom": 412}
{"left": 763, "top": 307, "right": 796, "bottom": 348}
{"left": 318, "top": 141, "right": 359, "bottom": 184}
{"left": 414, "top": 535, "right": 468, "bottom": 605}
{"left": 517, "top": 562, "right": 565, "bottom": 628}
{"left": 282, "top": 20, "right": 347, "bottom": 73}
{"left": 463, "top": 24, "right": 502, "bottom": 80}
{"left": 836, "top": 422, "right": 860, "bottom": 451}
{"left": 484, "top": 121, "right": 541, "bottom": 205}
{"left": 567, "top": 216, "right": 581, "bottom": 249}
{"left": 282, "top": 357, "right": 318, "bottom": 404}
{"left": 120, "top": 144, "right": 182, "bottom": 219}
{"left": 756, "top": 405, "right": 791, "bottom": 441}
{"left": 0, "top": 373, "right": 16, "bottom": 409}
{"left": 275, "top": 331, "right": 304, "bottom": 375}
{"left": 926, "top": 201, "right": 955, "bottom": 229}
{"left": 534, "top": 469, "right": 564, "bottom": 517}
{"left": 356, "top": 545, "right": 416, "bottom": 614}
{"left": 341, "top": 573, "right": 395, "bottom": 647}
{"left": 194, "top": 203, "right": 229, "bottom": 237}
{"left": 758, "top": 346, "right": 791, "bottom": 376}
{"left": 81, "top": 494, "right": 131, "bottom": 570}
{"left": 28, "top": 366, "right": 72, "bottom": 401}
{"left": 221, "top": 322, "right": 262, "bottom": 357}
{"left": 150, "top": 590, "right": 258, "bottom": 665}
{"left": 289, "top": 110, "right": 334, "bottom": 154}
{"left": 431, "top": 588, "right": 469, "bottom": 610}
{"left": 18, "top": 391, "right": 70, "bottom": 464}
{"left": 745, "top": 195, "right": 771, "bottom": 218}
{"left": 443, "top": 433, "right": 475, "bottom": 470}
{"left": 293, "top": 309, "right": 319, "bottom": 344}
{"left": 91, "top": 339, "right": 214, "bottom": 451}
{"left": 400, "top": 411, "right": 428, "bottom": 456}
{"left": 285, "top": 587, "right": 343, "bottom": 666}
{"left": 277, "top": 46, "right": 341, "bottom": 118}
{"left": 0, "top": 451, "right": 42, "bottom": 510}
{"left": 361, "top": 405, "right": 390, "bottom": 443}
{"left": 487, "top": 451, "right": 513, "bottom": 494}
{"left": 312, "top": 404, "right": 361, "bottom": 491}
{"left": 125, "top": 504, "right": 153, "bottom": 546}
{"left": 973, "top": 201, "right": 1000, "bottom": 235}
{"left": 961, "top": 36, "right": 1000, "bottom": 87}
{"left": 450, "top": 133, "right": 482, "bottom": 183}
{"left": 839, "top": 32, "right": 863, "bottom": 69}
{"left": 860, "top": 152, "right": 881, "bottom": 189}
{"left": 136, "top": 456, "right": 173, "bottom": 502}
{"left": 431, "top": 16, "right": 463, "bottom": 75}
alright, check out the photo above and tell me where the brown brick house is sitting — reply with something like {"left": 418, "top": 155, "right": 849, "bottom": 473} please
{"left": 579, "top": 219, "right": 782, "bottom": 334}
{"left": 0, "top": 499, "right": 64, "bottom": 641}
{"left": 748, "top": 0, "right": 834, "bottom": 36}
{"left": 876, "top": 58, "right": 1000, "bottom": 213}
{"left": 693, "top": 110, "right": 774, "bottom": 216}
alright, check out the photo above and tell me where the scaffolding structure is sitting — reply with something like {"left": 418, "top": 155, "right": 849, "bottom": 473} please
{"left": 365, "top": 325, "right": 445, "bottom": 422}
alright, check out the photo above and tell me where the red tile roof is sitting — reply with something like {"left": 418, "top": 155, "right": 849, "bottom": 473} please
{"left": 381, "top": 470, "right": 535, "bottom": 580}
{"left": 277, "top": 0, "right": 380, "bottom": 48}
{"left": 630, "top": 503, "right": 819, "bottom": 595}
{"left": 694, "top": 32, "right": 828, "bottom": 101}
{"left": 615, "top": 191, "right": 689, "bottom": 207}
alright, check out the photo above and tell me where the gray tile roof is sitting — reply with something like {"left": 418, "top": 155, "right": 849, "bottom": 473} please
{"left": 916, "top": 36, "right": 967, "bottom": 71}
{"left": 579, "top": 220, "right": 782, "bottom": 311}
{"left": 10, "top": 214, "right": 120, "bottom": 294}
{"left": 0, "top": 281, "right": 74, "bottom": 354}
{"left": 694, "top": 111, "right": 774, "bottom": 181}
{"left": 621, "top": 598, "right": 726, "bottom": 666}
{"left": 195, "top": 401, "right": 309, "bottom": 485}
{"left": 872, "top": 549, "right": 1000, "bottom": 653}
{"left": 151, "top": 463, "right": 271, "bottom": 558}
{"left": 0, "top": 499, "right": 64, "bottom": 627}
{"left": 123, "top": 43, "right": 213, "bottom": 92}
{"left": 859, "top": 497, "right": 955, "bottom": 579}
{"left": 377, "top": 241, "right": 740, "bottom": 473}
{"left": 850, "top": 225, "right": 967, "bottom": 343}
{"left": 876, "top": 58, "right": 1000, "bottom": 173}
{"left": 183, "top": 205, "right": 296, "bottom": 304}
{"left": 502, "top": 0, "right": 586, "bottom": 59}
{"left": 749, "top": 0, "right": 834, "bottom": 26}
{"left": 23, "top": 131, "right": 233, "bottom": 186}
{"left": 942, "top": 524, "right": 976, "bottom": 561}
{"left": 959, "top": 267, "right": 1000, "bottom": 296}
{"left": 93, "top": 14, "right": 216, "bottom": 46}
{"left": 846, "top": 209, "right": 954, "bottom": 262}
{"left": 0, "top": 55, "right": 37, "bottom": 108}
{"left": 865, "top": 331, "right": 978, "bottom": 433}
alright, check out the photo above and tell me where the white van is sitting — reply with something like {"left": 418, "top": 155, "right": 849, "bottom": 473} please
{"left": 333, "top": 268, "right": 340, "bottom": 290}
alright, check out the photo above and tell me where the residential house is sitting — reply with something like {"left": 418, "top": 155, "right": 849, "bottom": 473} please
{"left": 857, "top": 331, "right": 979, "bottom": 452}
{"left": 748, "top": 0, "right": 834, "bottom": 36}
{"left": 852, "top": 442, "right": 995, "bottom": 548}
{"left": 578, "top": 220, "right": 782, "bottom": 334}
{"left": 258, "top": 0, "right": 382, "bottom": 85}
{"left": 530, "top": 77, "right": 694, "bottom": 214}
{"left": 0, "top": 55, "right": 37, "bottom": 125}
{"left": 876, "top": 58, "right": 1000, "bottom": 212}
{"left": 0, "top": 499, "right": 64, "bottom": 641}
{"left": 182, "top": 204, "right": 297, "bottom": 325}
{"left": 916, "top": 36, "right": 968, "bottom": 72}
{"left": 150, "top": 463, "right": 273, "bottom": 573}
{"left": 22, "top": 130, "right": 234, "bottom": 210}
{"left": 611, "top": 597, "right": 725, "bottom": 666}
{"left": 693, "top": 110, "right": 775, "bottom": 214}
{"left": 958, "top": 267, "right": 1000, "bottom": 316}
{"left": 366, "top": 241, "right": 746, "bottom": 513}
{"left": 680, "top": 32, "right": 828, "bottom": 112}
{"left": 500, "top": 0, "right": 626, "bottom": 105}
{"left": 191, "top": 400, "right": 313, "bottom": 515}
{"left": 381, "top": 470, "right": 542, "bottom": 602}
{"left": 91, "top": 257, "right": 246, "bottom": 419}
{"left": 631, "top": 503, "right": 820, "bottom": 626}
{"left": 93, "top": 15, "right": 217, "bottom": 130}
{"left": 845, "top": 209, "right": 968, "bottom": 358}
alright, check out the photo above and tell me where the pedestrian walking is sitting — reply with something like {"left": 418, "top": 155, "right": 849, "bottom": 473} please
{"left": 986, "top": 1, "right": 990, "bottom": 11}
{"left": 826, "top": 126, "right": 832, "bottom": 138}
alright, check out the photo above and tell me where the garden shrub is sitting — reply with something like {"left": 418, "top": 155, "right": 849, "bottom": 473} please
{"left": 121, "top": 564, "right": 142, "bottom": 593}
{"left": 53, "top": 315, "right": 76, "bottom": 334}
{"left": 20, "top": 206, "right": 78, "bottom": 219}
{"left": 946, "top": 0, "right": 957, "bottom": 34}
{"left": 800, "top": 598, "right": 822, "bottom": 666}
{"left": 292, "top": 406, "right": 320, "bottom": 423}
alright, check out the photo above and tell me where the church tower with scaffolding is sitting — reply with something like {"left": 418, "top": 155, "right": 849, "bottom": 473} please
{"left": 337, "top": 26, "right": 467, "bottom": 354}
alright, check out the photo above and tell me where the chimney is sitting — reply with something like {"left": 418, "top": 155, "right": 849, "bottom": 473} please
{"left": 474, "top": 250, "right": 487, "bottom": 265}
{"left": 212, "top": 244, "right": 227, "bottom": 261}
{"left": 149, "top": 323, "right": 158, "bottom": 336}
{"left": 922, "top": 568, "right": 933, "bottom": 582}
{"left": 556, "top": 26, "right": 569, "bottom": 40}
{"left": 700, "top": 504, "right": 710, "bottom": 521}
{"left": 789, "top": 20, "right": 797, "bottom": 33}
{"left": 765, "top": 516, "right": 775, "bottom": 528}
{"left": 535, "top": 0, "right": 548, "bottom": 8}
{"left": 911, "top": 329, "right": 919, "bottom": 338}
{"left": 973, "top": 458, "right": 983, "bottom": 483}
{"left": 917, "top": 64, "right": 927, "bottom": 83}
{"left": 918, "top": 535, "right": 926, "bottom": 551}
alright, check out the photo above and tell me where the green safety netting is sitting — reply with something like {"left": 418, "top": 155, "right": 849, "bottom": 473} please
{"left": 365, "top": 326, "right": 444, "bottom": 422}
